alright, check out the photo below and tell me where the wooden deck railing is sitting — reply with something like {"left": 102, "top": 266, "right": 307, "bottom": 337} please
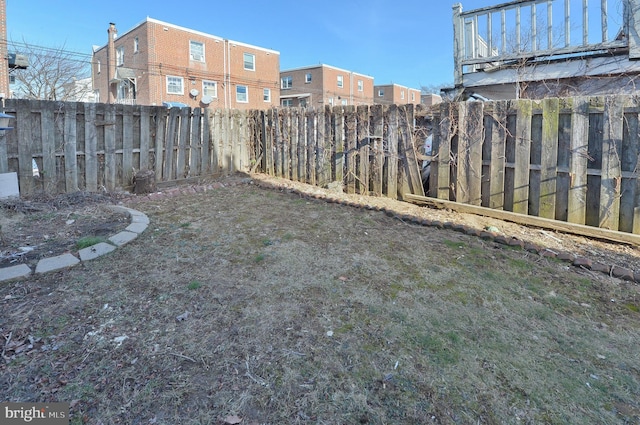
{"left": 453, "top": 0, "right": 633, "bottom": 87}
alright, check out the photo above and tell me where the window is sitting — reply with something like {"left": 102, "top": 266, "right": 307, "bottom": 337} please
{"left": 328, "top": 97, "right": 334, "bottom": 105}
{"left": 300, "top": 98, "right": 307, "bottom": 107}
{"left": 281, "top": 76, "right": 292, "bottom": 89}
{"left": 411, "top": 92, "right": 415, "bottom": 101}
{"left": 263, "top": 88, "right": 271, "bottom": 102}
{"left": 166, "top": 76, "right": 184, "bottom": 94}
{"left": 337, "top": 75, "right": 343, "bottom": 88}
{"left": 236, "top": 85, "right": 248, "bottom": 103}
{"left": 401, "top": 91, "right": 405, "bottom": 100}
{"left": 378, "top": 89, "right": 384, "bottom": 97}
{"left": 305, "top": 73, "right": 312, "bottom": 83}
{"left": 357, "top": 80, "right": 363, "bottom": 92}
{"left": 190, "top": 40, "right": 204, "bottom": 62}
{"left": 134, "top": 37, "right": 139, "bottom": 53}
{"left": 97, "top": 60, "right": 101, "bottom": 74}
{"left": 282, "top": 99, "right": 293, "bottom": 107}
{"left": 116, "top": 46, "right": 124, "bottom": 66}
{"left": 203, "top": 80, "right": 217, "bottom": 98}
{"left": 341, "top": 99, "right": 347, "bottom": 106}
{"left": 244, "top": 53, "right": 255, "bottom": 71}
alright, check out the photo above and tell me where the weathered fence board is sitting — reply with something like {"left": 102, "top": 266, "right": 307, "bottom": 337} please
{"left": 457, "top": 101, "right": 483, "bottom": 205}
{"left": 84, "top": 103, "right": 98, "bottom": 192}
{"left": 428, "top": 94, "right": 640, "bottom": 235}
{"left": 568, "top": 97, "right": 589, "bottom": 225}
{"left": 488, "top": 101, "right": 508, "bottom": 209}
{"left": 600, "top": 96, "right": 624, "bottom": 230}
{"left": 8, "top": 96, "right": 640, "bottom": 237}
{"left": 539, "top": 98, "right": 559, "bottom": 219}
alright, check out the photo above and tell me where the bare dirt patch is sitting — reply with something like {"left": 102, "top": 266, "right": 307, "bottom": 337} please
{"left": 1, "top": 174, "right": 640, "bottom": 424}
{"left": 0, "top": 192, "right": 130, "bottom": 269}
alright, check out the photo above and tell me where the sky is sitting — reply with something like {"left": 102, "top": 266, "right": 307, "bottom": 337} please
{"left": 6, "top": 0, "right": 499, "bottom": 91}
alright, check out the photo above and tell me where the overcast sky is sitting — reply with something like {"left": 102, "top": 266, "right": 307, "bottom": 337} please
{"left": 7, "top": 1, "right": 609, "bottom": 91}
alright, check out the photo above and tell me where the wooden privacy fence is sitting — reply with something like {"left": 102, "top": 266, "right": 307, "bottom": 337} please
{"left": 252, "top": 104, "right": 426, "bottom": 200}
{"left": 0, "top": 99, "right": 252, "bottom": 195}
{"left": 430, "top": 95, "right": 640, "bottom": 234}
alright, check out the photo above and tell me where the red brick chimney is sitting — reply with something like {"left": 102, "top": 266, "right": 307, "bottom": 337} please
{"left": 107, "top": 23, "right": 117, "bottom": 103}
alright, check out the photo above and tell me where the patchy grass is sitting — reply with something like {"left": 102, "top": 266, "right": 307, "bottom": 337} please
{"left": 75, "top": 236, "right": 107, "bottom": 250}
{"left": 1, "top": 179, "right": 640, "bottom": 424}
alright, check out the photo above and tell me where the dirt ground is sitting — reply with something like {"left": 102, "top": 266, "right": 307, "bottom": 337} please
{"left": 2, "top": 174, "right": 640, "bottom": 275}
{"left": 1, "top": 174, "right": 640, "bottom": 424}
{"left": 0, "top": 192, "right": 129, "bottom": 269}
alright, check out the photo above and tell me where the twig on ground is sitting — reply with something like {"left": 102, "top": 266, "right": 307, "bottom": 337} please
{"left": 245, "top": 357, "right": 269, "bottom": 387}
{"left": 168, "top": 352, "right": 197, "bottom": 363}
{"left": 2, "top": 331, "right": 13, "bottom": 361}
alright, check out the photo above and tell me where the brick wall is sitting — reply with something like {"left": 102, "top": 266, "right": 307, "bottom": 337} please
{"left": 91, "top": 18, "right": 280, "bottom": 110}
{"left": 280, "top": 65, "right": 373, "bottom": 108}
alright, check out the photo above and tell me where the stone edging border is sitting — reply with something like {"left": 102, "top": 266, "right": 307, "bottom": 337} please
{"left": 0, "top": 206, "right": 149, "bottom": 283}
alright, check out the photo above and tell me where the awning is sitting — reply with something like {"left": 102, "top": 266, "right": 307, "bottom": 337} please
{"left": 279, "top": 93, "right": 311, "bottom": 99}
{"left": 110, "top": 67, "right": 136, "bottom": 84}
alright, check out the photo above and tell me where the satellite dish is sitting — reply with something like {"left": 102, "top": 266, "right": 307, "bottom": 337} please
{"left": 190, "top": 88, "right": 199, "bottom": 97}
{"left": 201, "top": 95, "right": 212, "bottom": 105}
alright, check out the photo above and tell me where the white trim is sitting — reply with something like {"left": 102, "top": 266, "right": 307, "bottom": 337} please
{"left": 166, "top": 75, "right": 184, "bottom": 95}
{"left": 190, "top": 40, "right": 205, "bottom": 62}
{"left": 93, "top": 17, "right": 279, "bottom": 56}
{"left": 202, "top": 80, "right": 218, "bottom": 98}
{"left": 236, "top": 85, "right": 248, "bottom": 103}
{"left": 279, "top": 93, "right": 311, "bottom": 99}
{"left": 280, "top": 63, "right": 373, "bottom": 79}
{"left": 243, "top": 52, "right": 256, "bottom": 71}
{"left": 263, "top": 88, "right": 271, "bottom": 102}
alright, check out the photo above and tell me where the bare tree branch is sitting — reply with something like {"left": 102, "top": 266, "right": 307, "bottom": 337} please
{"left": 9, "top": 39, "right": 91, "bottom": 101}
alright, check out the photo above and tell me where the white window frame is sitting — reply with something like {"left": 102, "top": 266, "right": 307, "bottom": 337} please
{"left": 263, "top": 88, "right": 271, "bottom": 102}
{"left": 236, "top": 85, "right": 248, "bottom": 103}
{"left": 282, "top": 99, "right": 293, "bottom": 107}
{"left": 116, "top": 46, "right": 124, "bottom": 66}
{"left": 134, "top": 37, "right": 139, "bottom": 53}
{"left": 341, "top": 99, "right": 347, "bottom": 106}
{"left": 190, "top": 40, "right": 205, "bottom": 62}
{"left": 243, "top": 53, "right": 255, "bottom": 71}
{"left": 378, "top": 89, "right": 384, "bottom": 97}
{"left": 97, "top": 60, "right": 101, "bottom": 74}
{"left": 281, "top": 76, "right": 292, "bottom": 89}
{"left": 401, "top": 91, "right": 405, "bottom": 100}
{"left": 166, "top": 75, "right": 184, "bottom": 95}
{"left": 305, "top": 73, "right": 312, "bottom": 83}
{"left": 337, "top": 75, "right": 343, "bottom": 88}
{"left": 203, "top": 80, "right": 217, "bottom": 98}
{"left": 357, "top": 80, "right": 363, "bottom": 92}
{"left": 411, "top": 92, "right": 415, "bottom": 101}
{"left": 328, "top": 97, "right": 334, "bottom": 105}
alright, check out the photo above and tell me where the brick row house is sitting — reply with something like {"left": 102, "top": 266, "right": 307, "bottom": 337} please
{"left": 279, "top": 64, "right": 374, "bottom": 107}
{"left": 373, "top": 84, "right": 421, "bottom": 106}
{"left": 92, "top": 18, "right": 280, "bottom": 110}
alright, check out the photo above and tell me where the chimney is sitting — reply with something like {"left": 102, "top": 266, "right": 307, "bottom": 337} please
{"left": 107, "top": 23, "right": 117, "bottom": 103}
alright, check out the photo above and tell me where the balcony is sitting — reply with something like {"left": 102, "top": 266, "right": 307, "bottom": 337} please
{"left": 451, "top": 0, "right": 640, "bottom": 99}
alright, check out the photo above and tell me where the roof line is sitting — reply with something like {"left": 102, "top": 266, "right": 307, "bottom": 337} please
{"left": 280, "top": 64, "right": 373, "bottom": 79}
{"left": 93, "top": 17, "right": 280, "bottom": 55}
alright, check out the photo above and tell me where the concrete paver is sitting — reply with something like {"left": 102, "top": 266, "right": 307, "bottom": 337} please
{"left": 0, "top": 264, "right": 32, "bottom": 282}
{"left": 78, "top": 242, "right": 117, "bottom": 262}
{"left": 35, "top": 253, "right": 80, "bottom": 274}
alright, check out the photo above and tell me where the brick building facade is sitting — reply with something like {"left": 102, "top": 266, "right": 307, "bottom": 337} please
{"left": 92, "top": 18, "right": 280, "bottom": 109}
{"left": 373, "top": 84, "right": 421, "bottom": 106}
{"left": 279, "top": 64, "right": 373, "bottom": 107}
